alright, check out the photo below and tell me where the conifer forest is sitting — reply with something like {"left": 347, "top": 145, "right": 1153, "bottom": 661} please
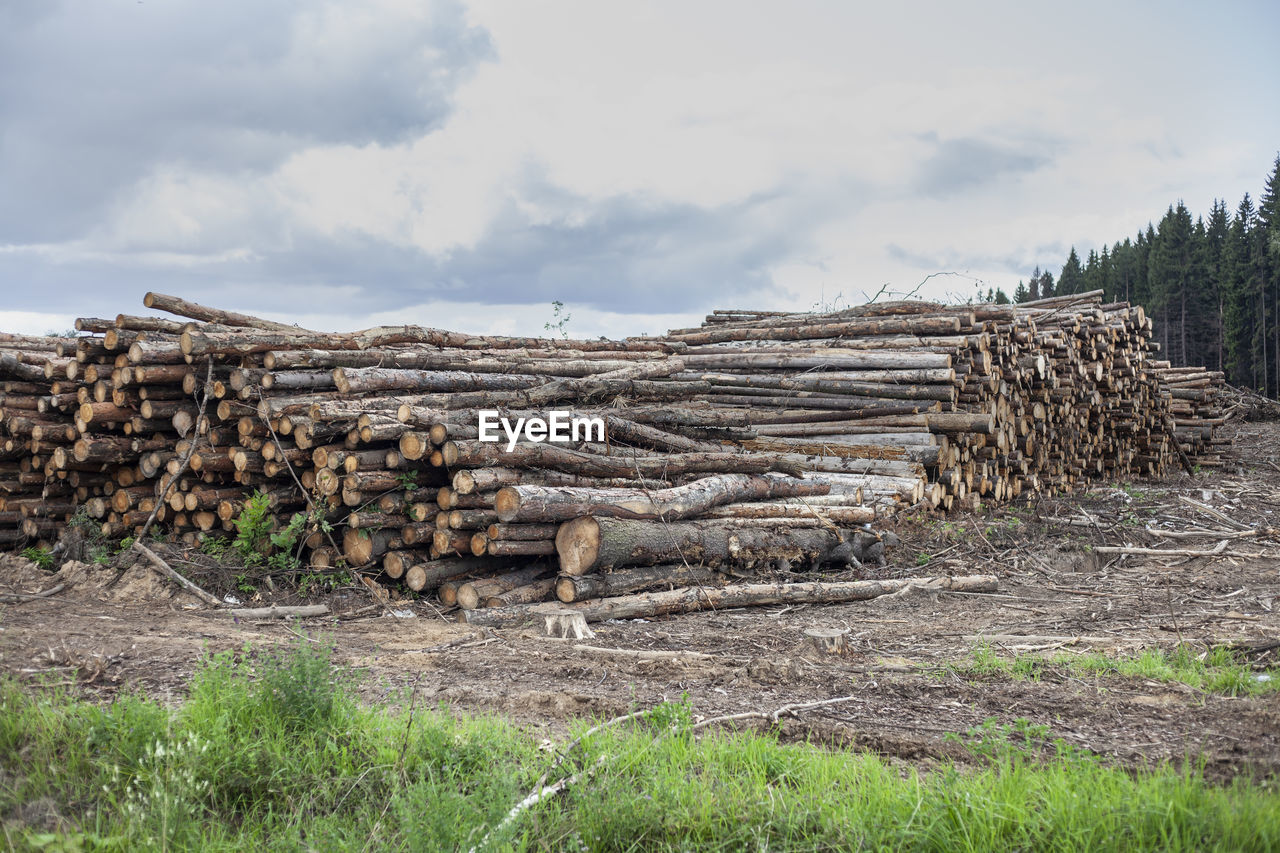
{"left": 1012, "top": 156, "right": 1280, "bottom": 398}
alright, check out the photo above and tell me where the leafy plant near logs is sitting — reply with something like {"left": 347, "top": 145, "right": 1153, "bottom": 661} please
{"left": 228, "top": 489, "right": 346, "bottom": 593}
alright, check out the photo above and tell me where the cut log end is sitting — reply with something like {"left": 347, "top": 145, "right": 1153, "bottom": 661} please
{"left": 399, "top": 431, "right": 429, "bottom": 461}
{"left": 494, "top": 486, "right": 520, "bottom": 520}
{"left": 454, "top": 470, "right": 477, "bottom": 494}
{"left": 554, "top": 516, "right": 601, "bottom": 576}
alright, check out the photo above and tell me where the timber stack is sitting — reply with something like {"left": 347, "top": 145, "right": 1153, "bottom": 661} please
{"left": 0, "top": 290, "right": 1227, "bottom": 622}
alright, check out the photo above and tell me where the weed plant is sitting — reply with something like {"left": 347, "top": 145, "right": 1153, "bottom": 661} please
{"left": 963, "top": 641, "right": 1280, "bottom": 697}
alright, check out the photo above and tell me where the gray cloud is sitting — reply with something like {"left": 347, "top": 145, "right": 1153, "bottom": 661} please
{"left": 886, "top": 242, "right": 1070, "bottom": 278}
{"left": 913, "top": 134, "right": 1053, "bottom": 197}
{"left": 420, "top": 185, "right": 806, "bottom": 314}
{"left": 0, "top": 170, "right": 819, "bottom": 323}
{"left": 0, "top": 1, "right": 492, "bottom": 243}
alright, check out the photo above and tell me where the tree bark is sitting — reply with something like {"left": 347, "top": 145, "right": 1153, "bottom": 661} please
{"left": 555, "top": 516, "right": 852, "bottom": 576}
{"left": 461, "top": 575, "right": 999, "bottom": 626}
{"left": 494, "top": 472, "right": 829, "bottom": 523}
{"left": 144, "top": 292, "right": 304, "bottom": 332}
{"left": 555, "top": 563, "right": 720, "bottom": 602}
{"left": 443, "top": 441, "right": 805, "bottom": 479}
{"left": 456, "top": 564, "right": 556, "bottom": 610}
{"left": 401, "top": 555, "right": 520, "bottom": 592}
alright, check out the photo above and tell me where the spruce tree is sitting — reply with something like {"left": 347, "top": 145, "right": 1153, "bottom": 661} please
{"left": 1256, "top": 155, "right": 1280, "bottom": 396}
{"left": 1225, "top": 195, "right": 1261, "bottom": 388}
{"left": 1039, "top": 270, "right": 1055, "bottom": 299}
{"left": 1058, "top": 247, "right": 1085, "bottom": 295}
{"left": 1145, "top": 202, "right": 1195, "bottom": 365}
{"left": 1097, "top": 245, "right": 1114, "bottom": 302}
{"left": 1202, "top": 200, "right": 1231, "bottom": 371}
{"left": 1112, "top": 238, "right": 1136, "bottom": 303}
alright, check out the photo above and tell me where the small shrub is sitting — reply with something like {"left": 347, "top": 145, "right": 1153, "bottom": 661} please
{"left": 256, "top": 637, "right": 347, "bottom": 733}
{"left": 21, "top": 546, "right": 54, "bottom": 571}
{"left": 232, "top": 490, "right": 274, "bottom": 565}
{"left": 198, "top": 535, "right": 229, "bottom": 558}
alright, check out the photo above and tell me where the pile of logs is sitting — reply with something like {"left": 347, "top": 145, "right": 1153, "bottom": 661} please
{"left": 1150, "top": 363, "right": 1228, "bottom": 464}
{"left": 0, "top": 289, "right": 1229, "bottom": 622}
{"left": 666, "top": 290, "right": 1209, "bottom": 504}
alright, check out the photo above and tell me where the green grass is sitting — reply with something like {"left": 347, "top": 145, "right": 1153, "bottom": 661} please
{"left": 18, "top": 546, "right": 53, "bottom": 571}
{"left": 1, "top": 640, "right": 1277, "bottom": 851}
{"left": 962, "top": 641, "right": 1280, "bottom": 697}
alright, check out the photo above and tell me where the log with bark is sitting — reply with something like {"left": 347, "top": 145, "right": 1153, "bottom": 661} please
{"left": 461, "top": 575, "right": 1000, "bottom": 626}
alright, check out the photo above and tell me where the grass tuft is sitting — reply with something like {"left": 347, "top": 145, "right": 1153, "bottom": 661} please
{"left": 1, "top": 641, "right": 1278, "bottom": 850}
{"left": 959, "top": 641, "right": 1280, "bottom": 697}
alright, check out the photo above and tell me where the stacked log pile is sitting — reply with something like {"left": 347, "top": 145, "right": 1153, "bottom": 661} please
{"left": 674, "top": 290, "right": 1215, "bottom": 505}
{"left": 0, "top": 332, "right": 82, "bottom": 547}
{"left": 1150, "top": 362, "right": 1228, "bottom": 465}
{"left": 0, "top": 290, "right": 1229, "bottom": 623}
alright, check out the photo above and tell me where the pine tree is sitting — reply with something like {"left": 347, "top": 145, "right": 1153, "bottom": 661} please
{"left": 1256, "top": 155, "right": 1280, "bottom": 397}
{"left": 1147, "top": 202, "right": 1195, "bottom": 365}
{"left": 994, "top": 287, "right": 1010, "bottom": 304}
{"left": 1201, "top": 200, "right": 1231, "bottom": 371}
{"left": 1038, "top": 270, "right": 1055, "bottom": 299}
{"left": 1097, "top": 245, "right": 1114, "bottom": 302}
{"left": 1225, "top": 194, "right": 1262, "bottom": 388}
{"left": 1133, "top": 225, "right": 1155, "bottom": 308}
{"left": 1058, "top": 247, "right": 1085, "bottom": 295}
{"left": 1026, "top": 155, "right": 1279, "bottom": 396}
{"left": 1188, "top": 216, "right": 1211, "bottom": 368}
{"left": 1112, "top": 238, "right": 1136, "bottom": 303}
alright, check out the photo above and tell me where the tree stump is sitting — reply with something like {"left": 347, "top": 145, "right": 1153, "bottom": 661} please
{"left": 542, "top": 607, "right": 595, "bottom": 640}
{"left": 802, "top": 627, "right": 849, "bottom": 656}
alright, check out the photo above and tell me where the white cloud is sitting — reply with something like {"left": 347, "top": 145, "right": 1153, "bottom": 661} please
{"left": 0, "top": 311, "right": 79, "bottom": 337}
{"left": 1, "top": 0, "right": 1278, "bottom": 331}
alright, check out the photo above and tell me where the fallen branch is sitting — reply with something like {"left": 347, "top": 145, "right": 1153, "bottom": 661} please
{"left": 473, "top": 689, "right": 868, "bottom": 850}
{"left": 0, "top": 583, "right": 66, "bottom": 603}
{"left": 570, "top": 644, "right": 744, "bottom": 664}
{"left": 962, "top": 633, "right": 1139, "bottom": 647}
{"left": 1145, "top": 526, "right": 1277, "bottom": 540}
{"left": 691, "top": 694, "right": 861, "bottom": 731}
{"left": 1095, "top": 541, "right": 1238, "bottom": 558}
{"left": 225, "top": 604, "right": 331, "bottom": 620}
{"left": 1176, "top": 496, "right": 1252, "bottom": 531}
{"left": 468, "top": 756, "right": 607, "bottom": 853}
{"left": 133, "top": 542, "right": 222, "bottom": 607}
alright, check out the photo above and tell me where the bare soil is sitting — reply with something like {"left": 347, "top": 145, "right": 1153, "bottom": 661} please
{"left": 3, "top": 423, "right": 1279, "bottom": 780}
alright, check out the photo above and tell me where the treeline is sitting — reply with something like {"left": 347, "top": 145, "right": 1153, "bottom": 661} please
{"left": 1013, "top": 156, "right": 1280, "bottom": 397}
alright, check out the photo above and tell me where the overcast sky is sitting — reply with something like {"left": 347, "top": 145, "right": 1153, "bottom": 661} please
{"left": 2, "top": 0, "right": 1277, "bottom": 338}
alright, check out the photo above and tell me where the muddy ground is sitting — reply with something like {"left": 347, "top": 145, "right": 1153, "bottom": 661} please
{"left": 2, "top": 422, "right": 1278, "bottom": 780}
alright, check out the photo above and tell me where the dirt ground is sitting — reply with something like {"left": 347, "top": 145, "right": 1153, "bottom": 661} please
{"left": 3, "top": 422, "right": 1279, "bottom": 780}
